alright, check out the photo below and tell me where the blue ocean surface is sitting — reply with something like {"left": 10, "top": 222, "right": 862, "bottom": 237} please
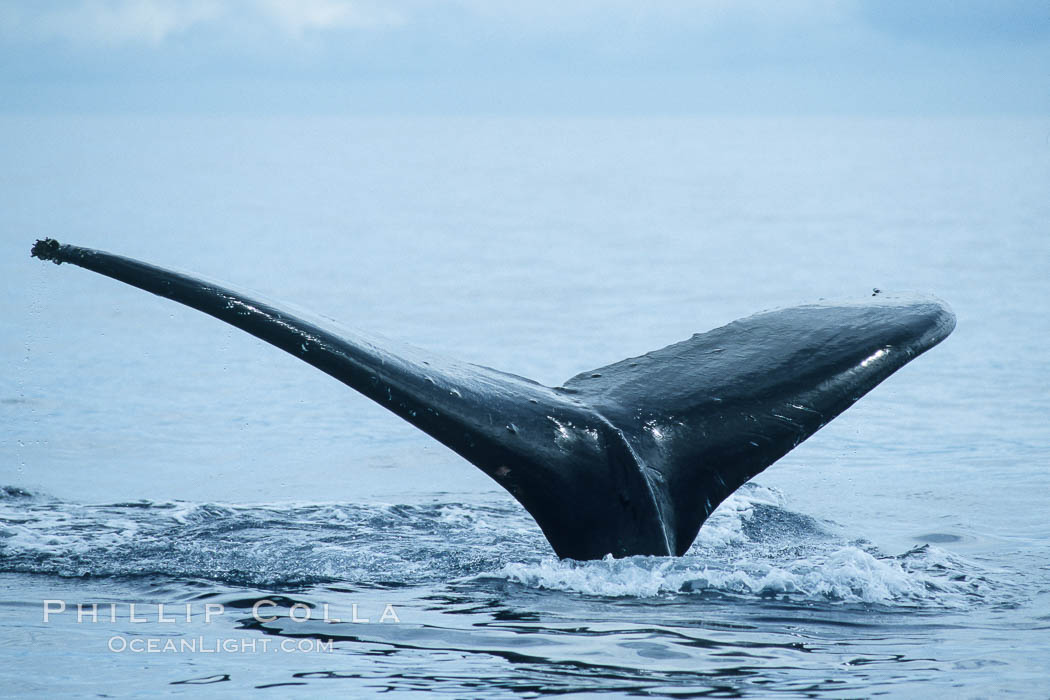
{"left": 1, "top": 115, "right": 1048, "bottom": 697}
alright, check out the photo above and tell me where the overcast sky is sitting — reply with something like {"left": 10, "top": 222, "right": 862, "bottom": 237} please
{"left": 1, "top": 0, "right": 1047, "bottom": 114}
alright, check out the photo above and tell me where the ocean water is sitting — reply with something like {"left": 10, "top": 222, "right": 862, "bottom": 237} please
{"left": 1, "top": 115, "right": 1048, "bottom": 697}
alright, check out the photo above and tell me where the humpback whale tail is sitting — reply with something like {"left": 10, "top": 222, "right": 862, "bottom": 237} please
{"left": 31, "top": 238, "right": 955, "bottom": 560}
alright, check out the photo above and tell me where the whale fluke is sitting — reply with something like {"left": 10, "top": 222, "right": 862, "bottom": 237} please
{"left": 31, "top": 238, "right": 955, "bottom": 560}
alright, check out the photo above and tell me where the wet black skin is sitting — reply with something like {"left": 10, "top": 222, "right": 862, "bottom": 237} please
{"left": 31, "top": 238, "right": 955, "bottom": 560}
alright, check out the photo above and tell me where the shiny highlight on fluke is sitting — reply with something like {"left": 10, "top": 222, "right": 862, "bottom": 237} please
{"left": 30, "top": 238, "right": 955, "bottom": 560}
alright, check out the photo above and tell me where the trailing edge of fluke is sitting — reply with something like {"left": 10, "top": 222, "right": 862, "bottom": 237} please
{"left": 30, "top": 238, "right": 956, "bottom": 560}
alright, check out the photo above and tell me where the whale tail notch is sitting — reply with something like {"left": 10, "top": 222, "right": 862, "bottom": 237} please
{"left": 31, "top": 238, "right": 955, "bottom": 559}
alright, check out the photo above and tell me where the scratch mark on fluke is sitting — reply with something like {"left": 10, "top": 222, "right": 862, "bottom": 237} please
{"left": 30, "top": 238, "right": 956, "bottom": 560}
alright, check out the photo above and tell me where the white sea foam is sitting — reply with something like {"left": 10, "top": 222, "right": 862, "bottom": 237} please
{"left": 497, "top": 545, "right": 983, "bottom": 606}
{"left": 690, "top": 482, "right": 789, "bottom": 548}
{"left": 490, "top": 484, "right": 997, "bottom": 607}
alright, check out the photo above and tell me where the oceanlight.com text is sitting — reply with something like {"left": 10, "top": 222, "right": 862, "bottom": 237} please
{"left": 107, "top": 636, "right": 333, "bottom": 654}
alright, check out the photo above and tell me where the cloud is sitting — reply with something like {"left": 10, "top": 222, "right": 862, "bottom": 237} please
{"left": 857, "top": 0, "right": 1050, "bottom": 44}
{"left": 0, "top": 0, "right": 855, "bottom": 46}
{"left": 0, "top": 0, "right": 1045, "bottom": 114}
{"left": 7, "top": 0, "right": 1047, "bottom": 50}
{"left": 0, "top": 0, "right": 404, "bottom": 45}
{"left": 443, "top": 0, "right": 834, "bottom": 29}
{"left": 7, "top": 1, "right": 222, "bottom": 45}
{"left": 258, "top": 0, "right": 404, "bottom": 35}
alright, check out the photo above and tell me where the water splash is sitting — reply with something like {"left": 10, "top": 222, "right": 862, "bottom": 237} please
{"left": 0, "top": 484, "right": 1010, "bottom": 609}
